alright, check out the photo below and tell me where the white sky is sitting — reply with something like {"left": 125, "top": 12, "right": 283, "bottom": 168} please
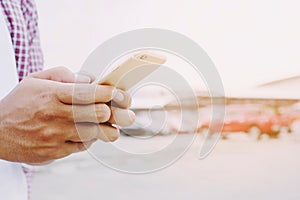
{"left": 35, "top": 0, "right": 300, "bottom": 92}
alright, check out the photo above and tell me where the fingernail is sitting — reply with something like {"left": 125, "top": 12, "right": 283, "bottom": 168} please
{"left": 113, "top": 89, "right": 125, "bottom": 102}
{"left": 129, "top": 110, "right": 135, "bottom": 122}
{"left": 75, "top": 74, "right": 91, "bottom": 83}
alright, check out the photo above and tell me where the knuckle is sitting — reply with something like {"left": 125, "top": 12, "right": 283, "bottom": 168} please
{"left": 73, "top": 89, "right": 92, "bottom": 104}
{"left": 98, "top": 85, "right": 115, "bottom": 102}
{"left": 59, "top": 106, "right": 72, "bottom": 120}
{"left": 35, "top": 108, "right": 50, "bottom": 121}
{"left": 40, "top": 127, "right": 65, "bottom": 143}
{"left": 40, "top": 129, "right": 55, "bottom": 142}
{"left": 72, "top": 125, "right": 88, "bottom": 141}
{"left": 95, "top": 104, "right": 111, "bottom": 122}
{"left": 84, "top": 140, "right": 96, "bottom": 149}
{"left": 76, "top": 143, "right": 87, "bottom": 152}
{"left": 36, "top": 108, "right": 57, "bottom": 121}
{"left": 35, "top": 95, "right": 60, "bottom": 122}
{"left": 108, "top": 132, "right": 120, "bottom": 142}
{"left": 56, "top": 85, "right": 73, "bottom": 103}
{"left": 98, "top": 125, "right": 120, "bottom": 142}
{"left": 100, "top": 134, "right": 111, "bottom": 142}
{"left": 37, "top": 87, "right": 56, "bottom": 102}
{"left": 55, "top": 66, "right": 72, "bottom": 74}
{"left": 105, "top": 130, "right": 120, "bottom": 142}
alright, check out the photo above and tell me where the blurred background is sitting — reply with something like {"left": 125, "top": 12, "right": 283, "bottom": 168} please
{"left": 36, "top": 0, "right": 300, "bottom": 91}
{"left": 32, "top": 0, "right": 300, "bottom": 200}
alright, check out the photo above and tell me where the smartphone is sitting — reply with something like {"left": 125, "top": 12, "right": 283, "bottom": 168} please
{"left": 98, "top": 52, "right": 167, "bottom": 90}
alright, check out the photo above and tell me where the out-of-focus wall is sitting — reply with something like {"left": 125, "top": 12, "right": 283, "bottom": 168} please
{"left": 35, "top": 0, "right": 300, "bottom": 91}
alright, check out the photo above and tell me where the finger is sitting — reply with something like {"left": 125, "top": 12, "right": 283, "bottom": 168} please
{"left": 74, "top": 74, "right": 92, "bottom": 83}
{"left": 67, "top": 123, "right": 120, "bottom": 142}
{"left": 76, "top": 71, "right": 96, "bottom": 83}
{"left": 110, "top": 89, "right": 132, "bottom": 109}
{"left": 72, "top": 104, "right": 111, "bottom": 123}
{"left": 56, "top": 84, "right": 131, "bottom": 107}
{"left": 97, "top": 124, "right": 120, "bottom": 142}
{"left": 56, "top": 84, "right": 115, "bottom": 105}
{"left": 108, "top": 107, "right": 135, "bottom": 127}
{"left": 28, "top": 67, "right": 76, "bottom": 83}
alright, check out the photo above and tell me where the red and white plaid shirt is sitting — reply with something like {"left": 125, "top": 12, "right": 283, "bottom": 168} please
{"left": 0, "top": 0, "right": 43, "bottom": 82}
{"left": 0, "top": 0, "right": 43, "bottom": 199}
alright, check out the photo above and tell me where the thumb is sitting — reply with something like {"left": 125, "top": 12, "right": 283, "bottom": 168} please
{"left": 28, "top": 67, "right": 92, "bottom": 83}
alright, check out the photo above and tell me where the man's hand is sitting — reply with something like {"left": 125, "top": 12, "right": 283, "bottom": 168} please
{"left": 0, "top": 67, "right": 135, "bottom": 164}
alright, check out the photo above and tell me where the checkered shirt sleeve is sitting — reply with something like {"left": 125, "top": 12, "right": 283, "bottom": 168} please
{"left": 0, "top": 0, "right": 44, "bottom": 82}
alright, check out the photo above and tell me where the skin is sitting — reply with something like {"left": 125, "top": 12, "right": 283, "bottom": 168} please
{"left": 0, "top": 67, "right": 135, "bottom": 165}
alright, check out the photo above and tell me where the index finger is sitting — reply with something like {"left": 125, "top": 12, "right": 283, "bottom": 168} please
{"left": 56, "top": 83, "right": 114, "bottom": 104}
{"left": 56, "top": 83, "right": 131, "bottom": 107}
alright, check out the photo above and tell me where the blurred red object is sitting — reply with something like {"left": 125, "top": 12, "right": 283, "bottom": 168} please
{"left": 197, "top": 104, "right": 292, "bottom": 139}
